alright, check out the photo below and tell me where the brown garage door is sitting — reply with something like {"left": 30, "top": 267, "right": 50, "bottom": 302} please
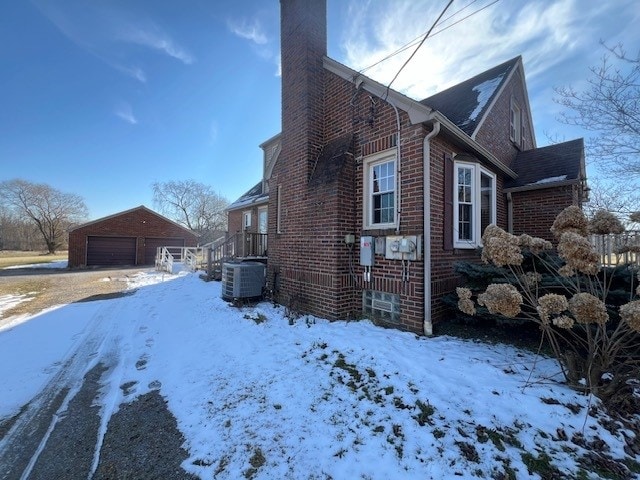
{"left": 87, "top": 236, "right": 137, "bottom": 266}
{"left": 144, "top": 237, "right": 185, "bottom": 265}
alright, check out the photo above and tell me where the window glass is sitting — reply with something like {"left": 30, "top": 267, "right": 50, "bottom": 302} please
{"left": 454, "top": 162, "right": 496, "bottom": 248}
{"left": 480, "top": 172, "right": 494, "bottom": 235}
{"left": 370, "top": 159, "right": 395, "bottom": 226}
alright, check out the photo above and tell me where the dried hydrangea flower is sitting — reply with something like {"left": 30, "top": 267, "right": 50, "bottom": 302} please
{"left": 519, "top": 234, "right": 552, "bottom": 253}
{"left": 551, "top": 205, "right": 589, "bottom": 238}
{"left": 589, "top": 210, "right": 625, "bottom": 235}
{"left": 558, "top": 265, "right": 575, "bottom": 277}
{"left": 630, "top": 211, "right": 640, "bottom": 224}
{"left": 520, "top": 271, "right": 542, "bottom": 289}
{"left": 481, "top": 225, "right": 523, "bottom": 267}
{"left": 557, "top": 231, "right": 600, "bottom": 275}
{"left": 456, "top": 287, "right": 476, "bottom": 316}
{"left": 477, "top": 283, "right": 522, "bottom": 318}
{"left": 620, "top": 301, "right": 640, "bottom": 332}
{"left": 568, "top": 292, "right": 608, "bottom": 325}
{"left": 538, "top": 294, "right": 569, "bottom": 323}
{"left": 552, "top": 315, "right": 575, "bottom": 329}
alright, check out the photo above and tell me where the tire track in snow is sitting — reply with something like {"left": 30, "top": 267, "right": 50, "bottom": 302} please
{"left": 0, "top": 300, "right": 120, "bottom": 479}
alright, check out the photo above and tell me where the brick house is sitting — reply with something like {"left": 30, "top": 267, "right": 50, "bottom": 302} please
{"left": 68, "top": 205, "right": 198, "bottom": 268}
{"left": 226, "top": 0, "right": 587, "bottom": 334}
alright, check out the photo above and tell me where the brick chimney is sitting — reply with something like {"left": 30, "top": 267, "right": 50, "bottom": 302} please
{"left": 280, "top": 0, "right": 326, "bottom": 175}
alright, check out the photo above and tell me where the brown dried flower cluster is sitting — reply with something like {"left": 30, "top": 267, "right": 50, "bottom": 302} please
{"left": 481, "top": 225, "right": 523, "bottom": 267}
{"left": 478, "top": 283, "right": 522, "bottom": 318}
{"left": 589, "top": 210, "right": 625, "bottom": 235}
{"left": 520, "top": 271, "right": 542, "bottom": 289}
{"left": 557, "top": 231, "right": 600, "bottom": 275}
{"left": 537, "top": 294, "right": 568, "bottom": 324}
{"left": 519, "top": 234, "right": 552, "bottom": 253}
{"left": 620, "top": 301, "right": 640, "bottom": 333}
{"left": 551, "top": 206, "right": 589, "bottom": 238}
{"left": 456, "top": 287, "right": 476, "bottom": 316}
{"left": 568, "top": 292, "right": 608, "bottom": 325}
{"left": 558, "top": 265, "right": 576, "bottom": 277}
{"left": 552, "top": 315, "right": 575, "bottom": 329}
{"left": 630, "top": 211, "right": 640, "bottom": 224}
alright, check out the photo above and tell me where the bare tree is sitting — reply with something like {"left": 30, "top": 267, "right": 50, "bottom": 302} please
{"left": 152, "top": 180, "right": 228, "bottom": 244}
{"left": 583, "top": 177, "right": 640, "bottom": 226}
{"left": 555, "top": 43, "right": 640, "bottom": 176}
{"left": 0, "top": 179, "right": 88, "bottom": 254}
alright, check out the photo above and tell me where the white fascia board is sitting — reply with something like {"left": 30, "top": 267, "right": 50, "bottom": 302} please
{"left": 504, "top": 179, "right": 579, "bottom": 194}
{"left": 323, "top": 56, "right": 517, "bottom": 179}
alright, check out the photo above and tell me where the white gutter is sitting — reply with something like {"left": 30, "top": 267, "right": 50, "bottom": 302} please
{"left": 423, "top": 121, "right": 440, "bottom": 336}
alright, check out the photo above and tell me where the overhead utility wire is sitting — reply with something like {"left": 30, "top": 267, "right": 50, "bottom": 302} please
{"left": 384, "top": 0, "right": 454, "bottom": 98}
{"left": 364, "top": 0, "right": 500, "bottom": 76}
{"left": 360, "top": 0, "right": 479, "bottom": 74}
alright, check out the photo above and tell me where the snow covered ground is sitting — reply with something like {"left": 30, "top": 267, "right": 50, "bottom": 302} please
{"left": 2, "top": 260, "right": 68, "bottom": 270}
{"left": 0, "top": 269, "right": 637, "bottom": 479}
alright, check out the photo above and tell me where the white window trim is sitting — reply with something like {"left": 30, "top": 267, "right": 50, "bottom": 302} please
{"left": 258, "top": 206, "right": 268, "bottom": 234}
{"left": 453, "top": 161, "right": 496, "bottom": 249}
{"left": 363, "top": 149, "right": 397, "bottom": 230}
{"left": 243, "top": 210, "right": 252, "bottom": 229}
{"left": 276, "top": 185, "right": 282, "bottom": 234}
{"left": 510, "top": 98, "right": 522, "bottom": 146}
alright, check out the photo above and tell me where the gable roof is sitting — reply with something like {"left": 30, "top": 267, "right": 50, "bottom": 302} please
{"left": 226, "top": 181, "right": 268, "bottom": 211}
{"left": 504, "top": 138, "right": 584, "bottom": 191}
{"left": 420, "top": 57, "right": 520, "bottom": 136}
{"left": 68, "top": 205, "right": 198, "bottom": 237}
{"left": 324, "top": 56, "right": 517, "bottom": 178}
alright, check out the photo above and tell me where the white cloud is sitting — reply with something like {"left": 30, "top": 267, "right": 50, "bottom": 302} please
{"left": 114, "top": 102, "right": 137, "bottom": 125}
{"left": 227, "top": 18, "right": 268, "bottom": 45}
{"left": 31, "top": 0, "right": 194, "bottom": 82}
{"left": 118, "top": 24, "right": 195, "bottom": 65}
{"left": 337, "top": 0, "right": 635, "bottom": 101}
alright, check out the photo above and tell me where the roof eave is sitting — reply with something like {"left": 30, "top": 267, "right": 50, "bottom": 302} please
{"left": 504, "top": 178, "right": 580, "bottom": 194}
{"left": 323, "top": 56, "right": 517, "bottom": 179}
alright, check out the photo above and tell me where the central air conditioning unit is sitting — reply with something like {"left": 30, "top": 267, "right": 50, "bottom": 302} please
{"left": 221, "top": 261, "right": 266, "bottom": 301}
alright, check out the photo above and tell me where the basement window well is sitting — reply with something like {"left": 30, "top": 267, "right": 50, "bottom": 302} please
{"left": 363, "top": 290, "right": 400, "bottom": 323}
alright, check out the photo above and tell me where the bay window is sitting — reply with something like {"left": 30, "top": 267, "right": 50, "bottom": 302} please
{"left": 454, "top": 161, "right": 496, "bottom": 248}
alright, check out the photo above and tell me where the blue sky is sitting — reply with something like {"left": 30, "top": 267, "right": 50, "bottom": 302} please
{"left": 1, "top": 0, "right": 638, "bottom": 220}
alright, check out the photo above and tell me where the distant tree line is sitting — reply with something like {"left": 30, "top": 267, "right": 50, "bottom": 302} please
{"left": 0, "top": 179, "right": 87, "bottom": 253}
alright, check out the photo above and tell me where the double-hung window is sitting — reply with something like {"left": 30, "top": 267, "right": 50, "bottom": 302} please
{"left": 243, "top": 211, "right": 252, "bottom": 229}
{"left": 363, "top": 151, "right": 396, "bottom": 229}
{"left": 454, "top": 161, "right": 496, "bottom": 248}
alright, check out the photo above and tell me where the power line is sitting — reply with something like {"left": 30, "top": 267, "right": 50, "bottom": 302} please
{"left": 385, "top": 0, "right": 454, "bottom": 97}
{"left": 363, "top": 0, "right": 500, "bottom": 79}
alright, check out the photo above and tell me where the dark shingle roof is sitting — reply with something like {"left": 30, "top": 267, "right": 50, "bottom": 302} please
{"left": 505, "top": 138, "right": 584, "bottom": 189}
{"left": 420, "top": 56, "right": 520, "bottom": 135}
{"left": 226, "top": 181, "right": 267, "bottom": 211}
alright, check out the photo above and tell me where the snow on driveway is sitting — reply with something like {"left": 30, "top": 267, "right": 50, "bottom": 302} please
{"left": 0, "top": 270, "right": 635, "bottom": 479}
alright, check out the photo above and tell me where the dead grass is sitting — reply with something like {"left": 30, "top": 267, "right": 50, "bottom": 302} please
{"left": 0, "top": 251, "right": 67, "bottom": 269}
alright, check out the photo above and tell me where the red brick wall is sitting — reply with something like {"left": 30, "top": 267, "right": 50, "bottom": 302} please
{"left": 511, "top": 185, "right": 579, "bottom": 241}
{"left": 474, "top": 68, "right": 535, "bottom": 169}
{"left": 68, "top": 207, "right": 198, "bottom": 267}
{"left": 227, "top": 203, "right": 267, "bottom": 235}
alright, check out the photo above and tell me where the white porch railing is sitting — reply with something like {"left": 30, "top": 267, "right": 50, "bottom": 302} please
{"left": 590, "top": 231, "right": 640, "bottom": 267}
{"left": 155, "top": 246, "right": 207, "bottom": 273}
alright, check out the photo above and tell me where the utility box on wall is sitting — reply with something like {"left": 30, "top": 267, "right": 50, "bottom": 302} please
{"left": 385, "top": 235, "right": 422, "bottom": 261}
{"left": 360, "top": 235, "right": 374, "bottom": 266}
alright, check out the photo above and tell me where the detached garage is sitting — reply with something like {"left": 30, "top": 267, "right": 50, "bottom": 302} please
{"left": 68, "top": 205, "right": 198, "bottom": 268}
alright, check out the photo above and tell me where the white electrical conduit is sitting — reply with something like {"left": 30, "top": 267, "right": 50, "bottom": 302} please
{"left": 423, "top": 121, "right": 441, "bottom": 336}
